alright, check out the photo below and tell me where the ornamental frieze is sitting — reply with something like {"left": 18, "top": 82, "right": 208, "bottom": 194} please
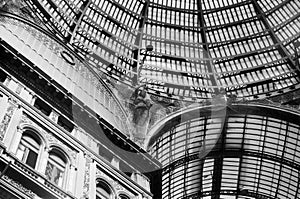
{"left": 1, "top": 174, "right": 37, "bottom": 198}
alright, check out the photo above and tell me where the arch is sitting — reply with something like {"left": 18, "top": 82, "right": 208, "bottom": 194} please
{"left": 16, "top": 127, "right": 44, "bottom": 169}
{"left": 96, "top": 178, "right": 115, "bottom": 199}
{"left": 118, "top": 193, "right": 131, "bottom": 199}
{"left": 48, "top": 147, "right": 68, "bottom": 163}
{"left": 45, "top": 146, "right": 69, "bottom": 187}
{"left": 47, "top": 143, "right": 72, "bottom": 164}
{"left": 18, "top": 124, "right": 49, "bottom": 149}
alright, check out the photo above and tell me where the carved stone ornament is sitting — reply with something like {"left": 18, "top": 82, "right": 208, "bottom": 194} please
{"left": 1, "top": 174, "right": 37, "bottom": 198}
{"left": 95, "top": 169, "right": 103, "bottom": 178}
{"left": 83, "top": 153, "right": 93, "bottom": 198}
{"left": 3, "top": 76, "right": 11, "bottom": 87}
{"left": 50, "top": 110, "right": 59, "bottom": 123}
{"left": 44, "top": 133, "right": 77, "bottom": 165}
{"left": 112, "top": 180, "right": 124, "bottom": 191}
{"left": 19, "top": 113, "right": 33, "bottom": 126}
{"left": 0, "top": 98, "right": 18, "bottom": 141}
{"left": 15, "top": 83, "right": 24, "bottom": 95}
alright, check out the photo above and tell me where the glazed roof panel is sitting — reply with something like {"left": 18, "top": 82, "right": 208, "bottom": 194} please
{"left": 25, "top": 0, "right": 300, "bottom": 101}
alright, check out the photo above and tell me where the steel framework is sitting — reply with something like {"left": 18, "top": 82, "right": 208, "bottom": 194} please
{"left": 25, "top": 0, "right": 300, "bottom": 102}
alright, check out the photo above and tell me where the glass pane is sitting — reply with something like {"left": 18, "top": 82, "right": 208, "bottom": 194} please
{"left": 16, "top": 144, "right": 25, "bottom": 160}
{"left": 17, "top": 133, "right": 40, "bottom": 168}
{"left": 97, "top": 185, "right": 111, "bottom": 199}
{"left": 45, "top": 161, "right": 64, "bottom": 186}
{"left": 25, "top": 150, "right": 38, "bottom": 168}
{"left": 23, "top": 134, "right": 40, "bottom": 150}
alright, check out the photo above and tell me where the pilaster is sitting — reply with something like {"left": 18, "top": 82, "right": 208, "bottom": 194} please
{"left": 89, "top": 159, "right": 97, "bottom": 199}
{"left": 1, "top": 98, "right": 21, "bottom": 148}
{"left": 74, "top": 151, "right": 86, "bottom": 198}
{"left": 8, "top": 125, "right": 22, "bottom": 154}
{"left": 38, "top": 146, "right": 50, "bottom": 175}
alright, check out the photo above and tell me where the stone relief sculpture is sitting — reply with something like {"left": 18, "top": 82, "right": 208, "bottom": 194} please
{"left": 130, "top": 85, "right": 153, "bottom": 142}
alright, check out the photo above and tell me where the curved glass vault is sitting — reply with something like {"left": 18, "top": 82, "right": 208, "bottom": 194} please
{"left": 25, "top": 0, "right": 300, "bottom": 102}
{"left": 147, "top": 104, "right": 300, "bottom": 199}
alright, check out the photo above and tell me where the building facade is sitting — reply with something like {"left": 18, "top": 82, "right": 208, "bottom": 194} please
{"left": 0, "top": 2, "right": 158, "bottom": 199}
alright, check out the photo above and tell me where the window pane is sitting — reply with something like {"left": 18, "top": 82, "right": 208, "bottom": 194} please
{"left": 45, "top": 161, "right": 64, "bottom": 186}
{"left": 16, "top": 144, "right": 25, "bottom": 160}
{"left": 17, "top": 133, "right": 40, "bottom": 169}
{"left": 97, "top": 181, "right": 111, "bottom": 199}
{"left": 26, "top": 150, "right": 38, "bottom": 168}
{"left": 45, "top": 151, "right": 66, "bottom": 187}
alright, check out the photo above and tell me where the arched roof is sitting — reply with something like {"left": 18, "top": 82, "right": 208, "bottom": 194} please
{"left": 24, "top": 0, "right": 300, "bottom": 102}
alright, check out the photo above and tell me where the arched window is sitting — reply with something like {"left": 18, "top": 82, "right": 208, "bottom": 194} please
{"left": 16, "top": 130, "right": 41, "bottom": 169}
{"left": 119, "top": 194, "right": 130, "bottom": 199}
{"left": 96, "top": 180, "right": 112, "bottom": 199}
{"left": 45, "top": 148, "right": 67, "bottom": 187}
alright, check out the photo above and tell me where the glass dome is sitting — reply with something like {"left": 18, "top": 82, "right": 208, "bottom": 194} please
{"left": 25, "top": 0, "right": 300, "bottom": 102}
{"left": 146, "top": 103, "right": 300, "bottom": 199}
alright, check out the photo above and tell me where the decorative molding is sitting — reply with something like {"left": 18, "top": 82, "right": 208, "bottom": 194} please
{"left": 0, "top": 98, "right": 18, "bottom": 141}
{"left": 0, "top": 188, "right": 19, "bottom": 199}
{"left": 95, "top": 169, "right": 133, "bottom": 197}
{"left": 18, "top": 113, "right": 77, "bottom": 165}
{"left": 1, "top": 174, "right": 37, "bottom": 198}
{"left": 15, "top": 83, "right": 23, "bottom": 95}
{"left": 112, "top": 180, "right": 123, "bottom": 192}
{"left": 82, "top": 153, "right": 93, "bottom": 199}
{"left": 19, "top": 113, "right": 33, "bottom": 125}
{"left": 4, "top": 76, "right": 11, "bottom": 87}
{"left": 49, "top": 110, "right": 59, "bottom": 123}
{"left": 95, "top": 169, "right": 103, "bottom": 179}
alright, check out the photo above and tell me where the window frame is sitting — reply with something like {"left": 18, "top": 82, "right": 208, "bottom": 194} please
{"left": 16, "top": 129, "right": 43, "bottom": 170}
{"left": 96, "top": 179, "right": 115, "bottom": 199}
{"left": 45, "top": 147, "right": 69, "bottom": 188}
